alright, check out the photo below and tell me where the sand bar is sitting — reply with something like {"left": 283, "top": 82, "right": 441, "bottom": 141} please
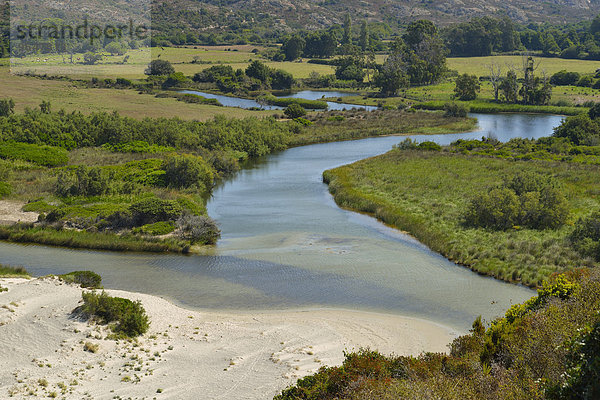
{"left": 0, "top": 277, "right": 458, "bottom": 399}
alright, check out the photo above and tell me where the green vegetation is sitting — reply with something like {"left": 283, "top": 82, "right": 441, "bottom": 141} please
{"left": 79, "top": 291, "right": 149, "bottom": 338}
{"left": 324, "top": 137, "right": 600, "bottom": 286}
{"left": 0, "top": 264, "right": 29, "bottom": 278}
{"left": 58, "top": 271, "right": 102, "bottom": 289}
{"left": 275, "top": 271, "right": 600, "bottom": 400}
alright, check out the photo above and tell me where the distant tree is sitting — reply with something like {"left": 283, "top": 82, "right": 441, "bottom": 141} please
{"left": 39, "top": 100, "right": 51, "bottom": 114}
{"left": 145, "top": 59, "right": 175, "bottom": 76}
{"left": 342, "top": 13, "right": 352, "bottom": 45}
{"left": 499, "top": 70, "right": 519, "bottom": 103}
{"left": 162, "top": 72, "right": 189, "bottom": 88}
{"left": 588, "top": 103, "right": 600, "bottom": 120}
{"left": 359, "top": 21, "right": 369, "bottom": 51}
{"left": 335, "top": 56, "right": 365, "bottom": 83}
{"left": 374, "top": 47, "right": 409, "bottom": 96}
{"left": 0, "top": 98, "right": 15, "bottom": 117}
{"left": 105, "top": 41, "right": 125, "bottom": 56}
{"left": 304, "top": 31, "right": 337, "bottom": 58}
{"left": 519, "top": 56, "right": 552, "bottom": 105}
{"left": 271, "top": 69, "right": 294, "bottom": 90}
{"left": 83, "top": 52, "right": 102, "bottom": 65}
{"left": 487, "top": 62, "right": 503, "bottom": 101}
{"left": 454, "top": 74, "right": 480, "bottom": 101}
{"left": 282, "top": 36, "right": 305, "bottom": 61}
{"left": 284, "top": 103, "right": 307, "bottom": 119}
{"left": 246, "top": 60, "right": 271, "bottom": 84}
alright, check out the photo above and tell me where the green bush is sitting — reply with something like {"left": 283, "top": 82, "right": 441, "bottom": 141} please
{"left": 101, "top": 141, "right": 174, "bottom": 153}
{"left": 570, "top": 211, "right": 600, "bottom": 260}
{"left": 176, "top": 213, "right": 220, "bottom": 244}
{"left": 128, "top": 197, "right": 183, "bottom": 226}
{"left": 0, "top": 142, "right": 68, "bottom": 167}
{"left": 465, "top": 173, "right": 569, "bottom": 230}
{"left": 59, "top": 271, "right": 102, "bottom": 289}
{"left": 284, "top": 103, "right": 307, "bottom": 119}
{"left": 0, "top": 181, "right": 11, "bottom": 198}
{"left": 444, "top": 102, "right": 469, "bottom": 117}
{"left": 80, "top": 291, "right": 149, "bottom": 337}
{"left": 417, "top": 141, "right": 441, "bottom": 151}
{"left": 55, "top": 166, "right": 112, "bottom": 197}
{"left": 132, "top": 221, "right": 176, "bottom": 236}
{"left": 162, "top": 155, "right": 214, "bottom": 190}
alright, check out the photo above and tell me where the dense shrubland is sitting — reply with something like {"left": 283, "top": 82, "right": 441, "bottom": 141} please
{"left": 275, "top": 271, "right": 600, "bottom": 400}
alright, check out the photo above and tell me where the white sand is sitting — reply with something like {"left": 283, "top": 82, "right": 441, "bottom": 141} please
{"left": 0, "top": 277, "right": 458, "bottom": 399}
{"left": 0, "top": 201, "right": 38, "bottom": 225}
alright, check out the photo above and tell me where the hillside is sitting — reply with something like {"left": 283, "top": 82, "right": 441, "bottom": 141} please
{"left": 154, "top": 0, "right": 600, "bottom": 33}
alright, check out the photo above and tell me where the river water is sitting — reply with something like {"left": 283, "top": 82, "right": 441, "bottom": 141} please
{"left": 0, "top": 113, "right": 564, "bottom": 331}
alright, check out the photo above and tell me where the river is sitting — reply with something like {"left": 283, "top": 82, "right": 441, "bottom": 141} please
{"left": 0, "top": 113, "right": 564, "bottom": 331}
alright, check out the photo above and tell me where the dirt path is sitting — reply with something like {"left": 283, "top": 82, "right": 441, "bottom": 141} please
{"left": 0, "top": 201, "right": 39, "bottom": 225}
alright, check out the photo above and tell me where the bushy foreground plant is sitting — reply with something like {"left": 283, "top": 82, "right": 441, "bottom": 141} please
{"left": 79, "top": 291, "right": 149, "bottom": 338}
{"left": 274, "top": 272, "right": 600, "bottom": 400}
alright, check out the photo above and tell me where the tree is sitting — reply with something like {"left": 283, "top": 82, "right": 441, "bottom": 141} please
{"left": 335, "top": 56, "right": 365, "bottom": 82}
{"left": 282, "top": 36, "right": 305, "bottom": 61}
{"left": 520, "top": 57, "right": 552, "bottom": 105}
{"left": 105, "top": 41, "right": 125, "bottom": 56}
{"left": 0, "top": 98, "right": 15, "bottom": 117}
{"left": 246, "top": 60, "right": 271, "bottom": 84}
{"left": 487, "top": 63, "right": 502, "bottom": 102}
{"left": 359, "top": 21, "right": 369, "bottom": 51}
{"left": 271, "top": 69, "right": 294, "bottom": 90}
{"left": 83, "top": 52, "right": 102, "bottom": 65}
{"left": 454, "top": 74, "right": 480, "bottom": 101}
{"left": 374, "top": 46, "right": 409, "bottom": 96}
{"left": 145, "top": 59, "right": 174, "bottom": 76}
{"left": 39, "top": 100, "right": 51, "bottom": 114}
{"left": 342, "top": 13, "right": 352, "bottom": 45}
{"left": 499, "top": 70, "right": 519, "bottom": 103}
{"left": 284, "top": 103, "right": 307, "bottom": 119}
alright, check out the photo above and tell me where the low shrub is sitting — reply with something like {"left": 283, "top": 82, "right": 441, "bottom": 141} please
{"left": 132, "top": 221, "right": 176, "bottom": 236}
{"left": 79, "top": 291, "right": 149, "bottom": 338}
{"left": 444, "top": 102, "right": 469, "bottom": 117}
{"left": 0, "top": 142, "right": 68, "bottom": 167}
{"left": 59, "top": 271, "right": 102, "bottom": 289}
{"left": 176, "top": 213, "right": 221, "bottom": 244}
{"left": 128, "top": 197, "right": 183, "bottom": 226}
{"left": 83, "top": 342, "right": 99, "bottom": 353}
{"left": 163, "top": 155, "right": 214, "bottom": 190}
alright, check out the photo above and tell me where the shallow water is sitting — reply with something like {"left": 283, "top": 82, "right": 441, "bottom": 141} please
{"left": 0, "top": 113, "right": 564, "bottom": 331}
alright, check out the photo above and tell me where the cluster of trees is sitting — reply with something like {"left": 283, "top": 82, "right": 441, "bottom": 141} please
{"left": 0, "top": 100, "right": 292, "bottom": 158}
{"left": 551, "top": 69, "right": 600, "bottom": 89}
{"left": 553, "top": 103, "right": 600, "bottom": 146}
{"left": 191, "top": 61, "right": 293, "bottom": 92}
{"left": 375, "top": 20, "right": 447, "bottom": 96}
{"left": 464, "top": 172, "right": 569, "bottom": 230}
{"left": 454, "top": 57, "right": 551, "bottom": 105}
{"left": 443, "top": 14, "right": 600, "bottom": 60}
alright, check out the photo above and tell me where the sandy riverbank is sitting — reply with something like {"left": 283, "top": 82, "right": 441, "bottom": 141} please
{"left": 0, "top": 277, "right": 458, "bottom": 399}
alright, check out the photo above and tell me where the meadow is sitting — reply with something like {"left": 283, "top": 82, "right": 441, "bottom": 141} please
{"left": 324, "top": 149, "right": 600, "bottom": 287}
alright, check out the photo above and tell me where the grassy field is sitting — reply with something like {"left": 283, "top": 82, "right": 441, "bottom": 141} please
{"left": 0, "top": 64, "right": 279, "bottom": 120}
{"left": 324, "top": 149, "right": 599, "bottom": 287}
{"left": 447, "top": 55, "right": 600, "bottom": 76}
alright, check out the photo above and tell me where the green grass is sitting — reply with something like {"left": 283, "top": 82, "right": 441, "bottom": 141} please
{"left": 0, "top": 224, "right": 190, "bottom": 253}
{"left": 0, "top": 264, "right": 30, "bottom": 278}
{"left": 59, "top": 271, "right": 102, "bottom": 289}
{"left": 447, "top": 55, "right": 600, "bottom": 76}
{"left": 324, "top": 150, "right": 600, "bottom": 287}
{"left": 414, "top": 99, "right": 585, "bottom": 116}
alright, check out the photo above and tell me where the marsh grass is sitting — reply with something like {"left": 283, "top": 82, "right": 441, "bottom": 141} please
{"left": 324, "top": 150, "right": 599, "bottom": 287}
{"left": 0, "top": 225, "right": 190, "bottom": 253}
{"left": 0, "top": 264, "right": 30, "bottom": 278}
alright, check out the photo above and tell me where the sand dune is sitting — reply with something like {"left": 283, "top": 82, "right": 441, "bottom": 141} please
{"left": 0, "top": 277, "right": 458, "bottom": 399}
